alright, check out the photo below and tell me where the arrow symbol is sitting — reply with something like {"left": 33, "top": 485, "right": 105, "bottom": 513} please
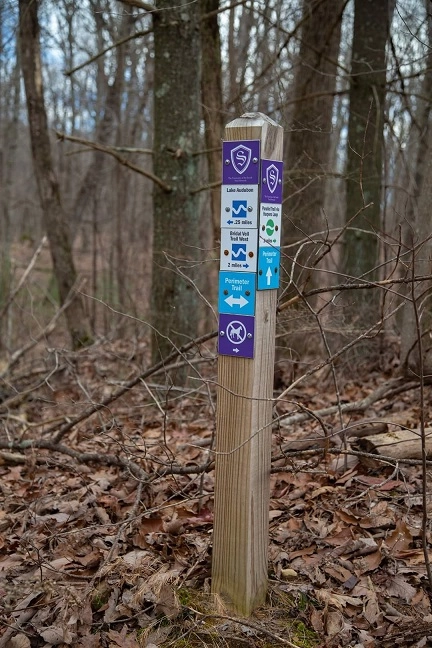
{"left": 227, "top": 220, "right": 233, "bottom": 224}
{"left": 266, "top": 267, "right": 272, "bottom": 285}
{"left": 225, "top": 295, "right": 248, "bottom": 308}
{"left": 233, "top": 348, "right": 239, "bottom": 353}
{"left": 243, "top": 263, "right": 249, "bottom": 268}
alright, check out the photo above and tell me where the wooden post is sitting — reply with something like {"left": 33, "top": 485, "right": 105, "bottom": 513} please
{"left": 212, "top": 113, "right": 283, "bottom": 616}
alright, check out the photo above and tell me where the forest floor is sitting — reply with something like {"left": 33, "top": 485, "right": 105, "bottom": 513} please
{"left": 1, "top": 332, "right": 432, "bottom": 648}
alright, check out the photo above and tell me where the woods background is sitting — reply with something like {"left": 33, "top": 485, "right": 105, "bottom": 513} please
{"left": 2, "top": 1, "right": 432, "bottom": 646}
{"left": 1, "top": 0, "right": 430, "bottom": 375}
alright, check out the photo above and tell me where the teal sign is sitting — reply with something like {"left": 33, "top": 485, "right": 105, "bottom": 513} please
{"left": 218, "top": 271, "right": 256, "bottom": 316}
{"left": 257, "top": 248, "right": 280, "bottom": 290}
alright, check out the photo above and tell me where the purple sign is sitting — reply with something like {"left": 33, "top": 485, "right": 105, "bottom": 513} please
{"left": 223, "top": 141, "right": 260, "bottom": 185}
{"left": 218, "top": 314, "right": 255, "bottom": 358}
{"left": 261, "top": 160, "right": 283, "bottom": 204}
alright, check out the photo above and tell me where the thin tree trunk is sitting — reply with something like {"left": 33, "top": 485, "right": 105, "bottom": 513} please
{"left": 19, "top": 0, "right": 91, "bottom": 349}
{"left": 200, "top": 0, "right": 224, "bottom": 245}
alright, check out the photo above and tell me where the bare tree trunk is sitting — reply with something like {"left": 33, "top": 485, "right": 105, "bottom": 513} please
{"left": 0, "top": 28, "right": 20, "bottom": 350}
{"left": 151, "top": 0, "right": 202, "bottom": 375}
{"left": 71, "top": 4, "right": 130, "bottom": 241}
{"left": 283, "top": 0, "right": 344, "bottom": 292}
{"left": 400, "top": 125, "right": 432, "bottom": 377}
{"left": 19, "top": 0, "right": 91, "bottom": 349}
{"left": 343, "top": 0, "right": 390, "bottom": 317}
{"left": 200, "top": 0, "right": 224, "bottom": 245}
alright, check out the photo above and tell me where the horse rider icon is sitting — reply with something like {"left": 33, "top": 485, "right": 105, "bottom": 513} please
{"left": 226, "top": 321, "right": 247, "bottom": 345}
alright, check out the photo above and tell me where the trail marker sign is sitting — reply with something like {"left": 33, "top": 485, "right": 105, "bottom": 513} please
{"left": 218, "top": 314, "right": 255, "bottom": 358}
{"left": 223, "top": 140, "right": 260, "bottom": 184}
{"left": 220, "top": 185, "right": 259, "bottom": 228}
{"left": 220, "top": 228, "right": 258, "bottom": 272}
{"left": 218, "top": 271, "right": 256, "bottom": 316}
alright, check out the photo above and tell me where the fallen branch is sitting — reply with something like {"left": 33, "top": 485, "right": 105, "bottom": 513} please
{"left": 276, "top": 377, "right": 419, "bottom": 434}
{"left": 353, "top": 428, "right": 432, "bottom": 460}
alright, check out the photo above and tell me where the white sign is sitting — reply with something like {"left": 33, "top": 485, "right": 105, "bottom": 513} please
{"left": 258, "top": 203, "right": 282, "bottom": 247}
{"left": 221, "top": 185, "right": 259, "bottom": 228}
{"left": 220, "top": 228, "right": 258, "bottom": 272}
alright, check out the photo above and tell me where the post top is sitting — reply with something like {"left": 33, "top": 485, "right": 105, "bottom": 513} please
{"left": 225, "top": 112, "right": 282, "bottom": 129}
{"left": 224, "top": 113, "right": 283, "bottom": 160}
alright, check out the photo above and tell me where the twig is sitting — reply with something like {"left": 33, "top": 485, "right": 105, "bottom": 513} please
{"left": 276, "top": 303, "right": 404, "bottom": 401}
{"left": 277, "top": 273, "right": 432, "bottom": 312}
{"left": 65, "top": 27, "right": 153, "bottom": 76}
{"left": 189, "top": 609, "right": 302, "bottom": 647}
{"left": 275, "top": 376, "right": 419, "bottom": 436}
{"left": 0, "top": 288, "right": 79, "bottom": 380}
{"left": 40, "top": 330, "right": 216, "bottom": 444}
{"left": 55, "top": 131, "right": 171, "bottom": 192}
{"left": 411, "top": 249, "right": 432, "bottom": 589}
{"left": 0, "top": 235, "right": 47, "bottom": 322}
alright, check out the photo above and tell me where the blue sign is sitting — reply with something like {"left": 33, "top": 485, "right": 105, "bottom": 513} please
{"left": 218, "top": 271, "right": 256, "bottom": 316}
{"left": 223, "top": 141, "right": 260, "bottom": 185}
{"left": 218, "top": 314, "right": 255, "bottom": 358}
{"left": 257, "top": 248, "right": 280, "bottom": 290}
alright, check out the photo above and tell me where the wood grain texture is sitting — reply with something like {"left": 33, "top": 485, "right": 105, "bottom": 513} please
{"left": 212, "top": 113, "right": 283, "bottom": 616}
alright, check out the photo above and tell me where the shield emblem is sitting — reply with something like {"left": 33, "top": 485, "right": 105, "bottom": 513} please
{"left": 266, "top": 164, "right": 279, "bottom": 194}
{"left": 231, "top": 144, "right": 252, "bottom": 175}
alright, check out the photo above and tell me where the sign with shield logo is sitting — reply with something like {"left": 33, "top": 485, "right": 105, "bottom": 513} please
{"left": 223, "top": 140, "right": 260, "bottom": 184}
{"left": 261, "top": 160, "right": 283, "bottom": 203}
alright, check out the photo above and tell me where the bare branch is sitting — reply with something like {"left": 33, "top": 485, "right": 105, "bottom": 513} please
{"left": 55, "top": 131, "right": 171, "bottom": 192}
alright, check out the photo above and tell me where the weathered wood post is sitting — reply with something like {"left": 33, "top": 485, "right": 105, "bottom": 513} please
{"left": 212, "top": 113, "right": 284, "bottom": 616}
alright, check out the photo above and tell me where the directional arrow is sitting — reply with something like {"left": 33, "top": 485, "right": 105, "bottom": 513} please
{"left": 266, "top": 267, "right": 272, "bottom": 286}
{"left": 227, "top": 220, "right": 233, "bottom": 224}
{"left": 233, "top": 348, "right": 239, "bottom": 353}
{"left": 243, "top": 263, "right": 249, "bottom": 268}
{"left": 225, "top": 294, "right": 248, "bottom": 308}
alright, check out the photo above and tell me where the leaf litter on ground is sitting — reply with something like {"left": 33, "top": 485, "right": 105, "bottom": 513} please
{"left": 1, "top": 340, "right": 432, "bottom": 646}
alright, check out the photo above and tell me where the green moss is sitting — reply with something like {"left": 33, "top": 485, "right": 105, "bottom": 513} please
{"left": 290, "top": 620, "right": 319, "bottom": 648}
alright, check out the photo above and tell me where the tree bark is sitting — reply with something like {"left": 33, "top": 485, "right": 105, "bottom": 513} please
{"left": 343, "top": 0, "right": 390, "bottom": 315}
{"left": 399, "top": 125, "right": 432, "bottom": 377}
{"left": 283, "top": 0, "right": 344, "bottom": 291}
{"left": 151, "top": 0, "right": 202, "bottom": 374}
{"left": 19, "top": 0, "right": 91, "bottom": 349}
{"left": 200, "top": 0, "right": 224, "bottom": 245}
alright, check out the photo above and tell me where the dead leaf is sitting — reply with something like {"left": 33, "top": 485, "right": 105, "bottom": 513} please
{"left": 315, "top": 589, "right": 363, "bottom": 610}
{"left": 363, "top": 583, "right": 381, "bottom": 624}
{"left": 354, "top": 549, "right": 383, "bottom": 573}
{"left": 384, "top": 519, "right": 413, "bottom": 555}
{"left": 39, "top": 625, "right": 75, "bottom": 645}
{"left": 6, "top": 635, "right": 31, "bottom": 648}
{"left": 325, "top": 609, "right": 344, "bottom": 636}
{"left": 154, "top": 583, "right": 180, "bottom": 619}
{"left": 107, "top": 626, "right": 140, "bottom": 648}
{"left": 385, "top": 575, "right": 417, "bottom": 603}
